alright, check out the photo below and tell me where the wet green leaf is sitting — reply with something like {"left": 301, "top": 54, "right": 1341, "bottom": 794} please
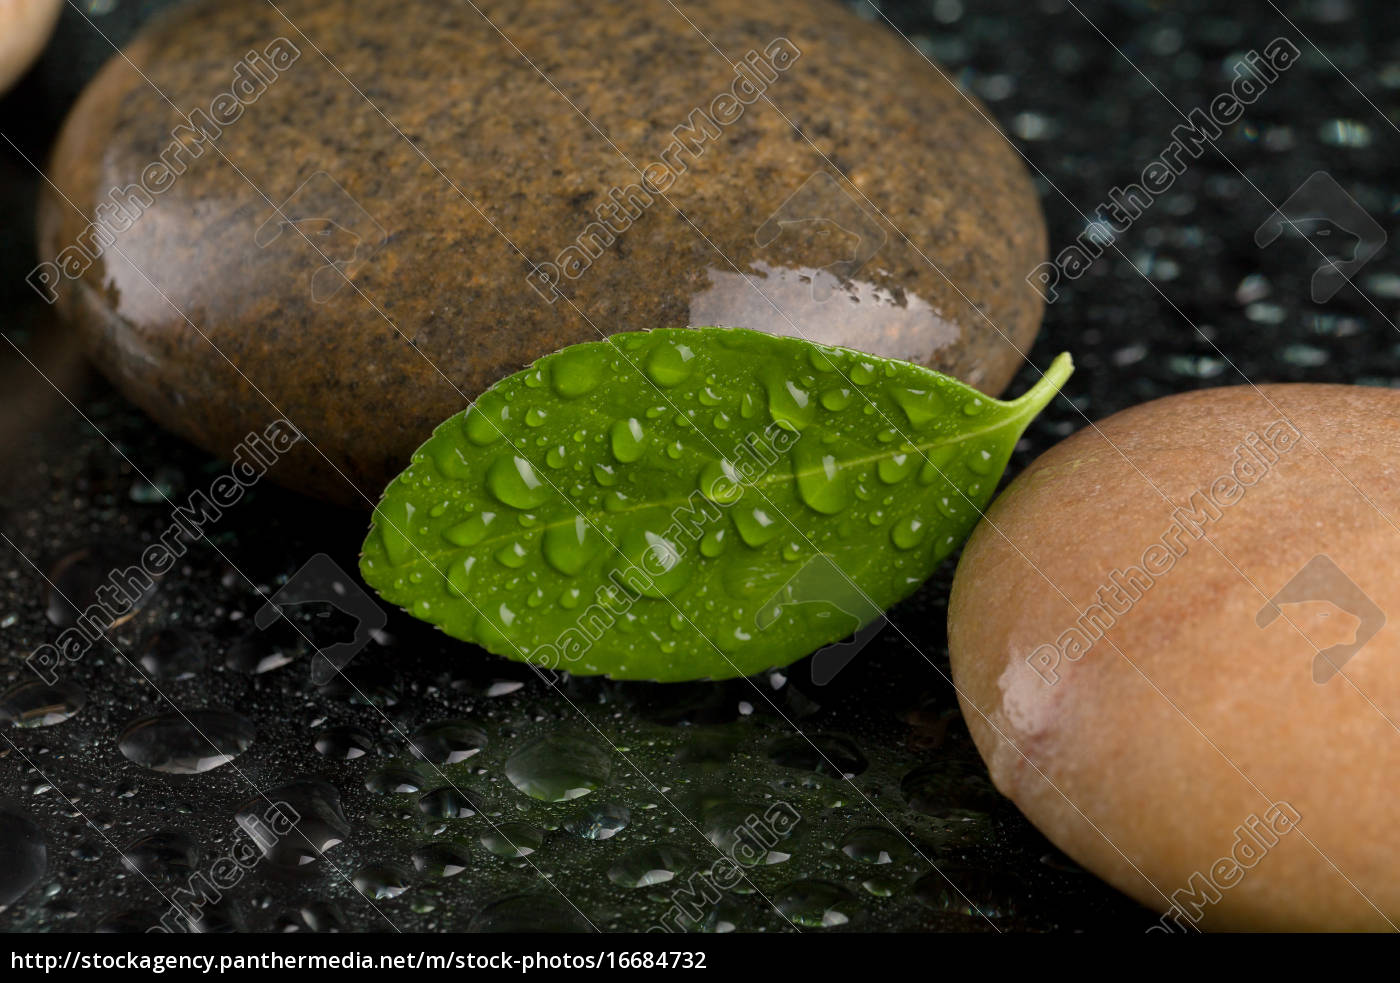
{"left": 361, "top": 327, "right": 1071, "bottom": 681}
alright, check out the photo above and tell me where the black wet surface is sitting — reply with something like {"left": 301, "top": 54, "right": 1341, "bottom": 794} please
{"left": 0, "top": 0, "right": 1396, "bottom": 933}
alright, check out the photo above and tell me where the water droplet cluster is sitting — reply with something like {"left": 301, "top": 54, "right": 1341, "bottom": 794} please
{"left": 0, "top": 543, "right": 1125, "bottom": 933}
{"left": 362, "top": 328, "right": 1047, "bottom": 681}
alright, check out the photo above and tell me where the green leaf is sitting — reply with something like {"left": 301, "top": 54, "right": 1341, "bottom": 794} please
{"left": 360, "top": 327, "right": 1071, "bottom": 682}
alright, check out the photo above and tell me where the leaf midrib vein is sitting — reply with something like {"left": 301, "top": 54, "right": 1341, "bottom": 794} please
{"left": 382, "top": 407, "right": 1028, "bottom": 573}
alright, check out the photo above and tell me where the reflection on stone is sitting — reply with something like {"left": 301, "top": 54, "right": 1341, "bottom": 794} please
{"left": 690, "top": 262, "right": 964, "bottom": 376}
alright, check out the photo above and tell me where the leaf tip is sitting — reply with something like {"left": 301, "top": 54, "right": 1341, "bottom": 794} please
{"left": 1011, "top": 352, "right": 1074, "bottom": 418}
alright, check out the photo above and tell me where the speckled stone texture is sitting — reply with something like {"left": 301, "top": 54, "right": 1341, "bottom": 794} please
{"left": 39, "top": 0, "right": 1045, "bottom": 504}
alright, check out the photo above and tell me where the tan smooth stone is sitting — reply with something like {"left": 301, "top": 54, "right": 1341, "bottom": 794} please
{"left": 950, "top": 384, "right": 1400, "bottom": 931}
{"left": 0, "top": 0, "right": 61, "bottom": 94}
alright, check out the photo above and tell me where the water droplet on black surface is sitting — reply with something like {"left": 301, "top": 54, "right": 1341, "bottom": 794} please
{"left": 702, "top": 801, "right": 797, "bottom": 864}
{"left": 224, "top": 625, "right": 298, "bottom": 674}
{"left": 607, "top": 845, "right": 691, "bottom": 888}
{"left": 766, "top": 734, "right": 867, "bottom": 778}
{"left": 774, "top": 879, "right": 859, "bottom": 928}
{"left": 417, "top": 786, "right": 485, "bottom": 820}
{"left": 313, "top": 725, "right": 375, "bottom": 760}
{"left": 352, "top": 863, "right": 411, "bottom": 900}
{"left": 44, "top": 544, "right": 156, "bottom": 630}
{"left": 562, "top": 802, "right": 629, "bottom": 840}
{"left": 900, "top": 762, "right": 1000, "bottom": 818}
{"left": 120, "top": 829, "right": 197, "bottom": 880}
{"left": 914, "top": 866, "right": 1018, "bottom": 919}
{"left": 365, "top": 766, "right": 427, "bottom": 795}
{"left": 504, "top": 733, "right": 611, "bottom": 802}
{"left": 186, "top": 897, "right": 245, "bottom": 933}
{"left": 409, "top": 719, "right": 487, "bottom": 764}
{"left": 297, "top": 900, "right": 347, "bottom": 932}
{"left": 117, "top": 710, "right": 255, "bottom": 774}
{"left": 468, "top": 894, "right": 591, "bottom": 933}
{"left": 0, "top": 799, "right": 46, "bottom": 910}
{"left": 480, "top": 821, "right": 543, "bottom": 858}
{"left": 236, "top": 780, "right": 350, "bottom": 871}
{"left": 412, "top": 841, "right": 472, "bottom": 878}
{"left": 136, "top": 628, "right": 205, "bottom": 680}
{"left": 0, "top": 681, "right": 86, "bottom": 728}
{"left": 840, "top": 827, "right": 908, "bottom": 865}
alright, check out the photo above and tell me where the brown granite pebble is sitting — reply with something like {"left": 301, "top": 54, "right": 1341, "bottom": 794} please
{"left": 39, "top": 0, "right": 1046, "bottom": 503}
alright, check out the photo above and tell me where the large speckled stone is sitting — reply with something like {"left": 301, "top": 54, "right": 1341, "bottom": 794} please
{"left": 39, "top": 0, "right": 1046, "bottom": 504}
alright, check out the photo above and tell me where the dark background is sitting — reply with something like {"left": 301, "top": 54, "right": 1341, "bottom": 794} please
{"left": 0, "top": 0, "right": 1395, "bottom": 933}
